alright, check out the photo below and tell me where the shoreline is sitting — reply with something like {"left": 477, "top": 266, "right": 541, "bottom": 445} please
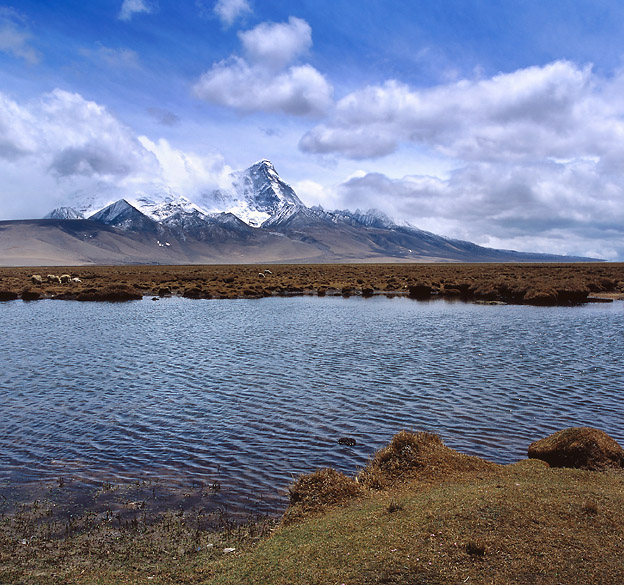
{"left": 2, "top": 262, "right": 624, "bottom": 305}
{"left": 2, "top": 428, "right": 623, "bottom": 584}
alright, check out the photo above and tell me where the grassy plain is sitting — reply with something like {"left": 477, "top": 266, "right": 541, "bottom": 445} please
{"left": 1, "top": 262, "right": 624, "bottom": 304}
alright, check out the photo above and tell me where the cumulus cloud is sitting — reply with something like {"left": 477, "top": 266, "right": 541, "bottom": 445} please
{"left": 138, "top": 136, "right": 231, "bottom": 196}
{"left": 295, "top": 59, "right": 624, "bottom": 258}
{"left": 193, "top": 17, "right": 332, "bottom": 116}
{"left": 336, "top": 159, "right": 624, "bottom": 260}
{"left": 34, "top": 90, "right": 158, "bottom": 179}
{"left": 291, "top": 179, "right": 336, "bottom": 209}
{"left": 118, "top": 0, "right": 157, "bottom": 21}
{"left": 213, "top": 0, "right": 251, "bottom": 27}
{"left": 0, "top": 92, "right": 38, "bottom": 159}
{"left": 0, "top": 89, "right": 235, "bottom": 218}
{"left": 0, "top": 7, "right": 39, "bottom": 63}
{"left": 239, "top": 16, "right": 311, "bottom": 70}
{"left": 300, "top": 60, "right": 624, "bottom": 162}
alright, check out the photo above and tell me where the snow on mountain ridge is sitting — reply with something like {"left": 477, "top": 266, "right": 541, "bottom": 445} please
{"left": 43, "top": 160, "right": 408, "bottom": 231}
{"left": 130, "top": 191, "right": 207, "bottom": 222}
{"left": 44, "top": 206, "right": 85, "bottom": 220}
{"left": 197, "top": 159, "right": 305, "bottom": 227}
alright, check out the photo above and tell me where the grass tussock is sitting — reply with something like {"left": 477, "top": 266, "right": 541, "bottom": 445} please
{"left": 284, "top": 431, "right": 498, "bottom": 521}
{"left": 3, "top": 262, "right": 624, "bottom": 304}
{"left": 284, "top": 468, "right": 363, "bottom": 523}
{"left": 358, "top": 430, "right": 497, "bottom": 490}
{"left": 207, "top": 457, "right": 624, "bottom": 585}
{"left": 528, "top": 426, "right": 624, "bottom": 470}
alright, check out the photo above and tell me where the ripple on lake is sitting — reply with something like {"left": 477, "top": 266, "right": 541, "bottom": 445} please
{"left": 1, "top": 296, "right": 623, "bottom": 512}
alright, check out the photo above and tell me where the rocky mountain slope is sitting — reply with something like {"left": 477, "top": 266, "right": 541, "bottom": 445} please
{"left": 1, "top": 160, "right": 600, "bottom": 266}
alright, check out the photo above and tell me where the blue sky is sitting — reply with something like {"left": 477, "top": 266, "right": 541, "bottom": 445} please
{"left": 3, "top": 0, "right": 624, "bottom": 258}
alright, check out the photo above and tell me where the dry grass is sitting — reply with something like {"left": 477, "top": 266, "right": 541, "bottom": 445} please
{"left": 358, "top": 431, "right": 497, "bottom": 489}
{"left": 528, "top": 426, "right": 624, "bottom": 470}
{"left": 206, "top": 438, "right": 624, "bottom": 585}
{"left": 284, "top": 468, "right": 363, "bottom": 524}
{"left": 1, "top": 262, "right": 624, "bottom": 304}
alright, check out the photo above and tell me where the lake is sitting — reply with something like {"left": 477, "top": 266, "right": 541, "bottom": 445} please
{"left": 1, "top": 296, "right": 623, "bottom": 513}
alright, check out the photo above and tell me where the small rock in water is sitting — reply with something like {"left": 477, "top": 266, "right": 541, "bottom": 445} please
{"left": 338, "top": 437, "right": 357, "bottom": 446}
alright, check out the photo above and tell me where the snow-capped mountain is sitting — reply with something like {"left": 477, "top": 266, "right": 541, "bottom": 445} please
{"left": 46, "top": 159, "right": 306, "bottom": 229}
{"left": 198, "top": 159, "right": 305, "bottom": 227}
{"left": 44, "top": 206, "right": 85, "bottom": 220}
{"left": 89, "top": 199, "right": 161, "bottom": 233}
{"left": 37, "top": 159, "right": 599, "bottom": 264}
{"left": 131, "top": 189, "right": 207, "bottom": 222}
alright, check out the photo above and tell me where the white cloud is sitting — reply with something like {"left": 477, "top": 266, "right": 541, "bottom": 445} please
{"left": 300, "top": 60, "right": 624, "bottom": 163}
{"left": 35, "top": 90, "right": 158, "bottom": 178}
{"left": 335, "top": 159, "right": 624, "bottom": 260}
{"left": 0, "top": 92, "right": 38, "bottom": 159}
{"left": 0, "top": 8, "right": 39, "bottom": 63}
{"left": 0, "top": 89, "right": 235, "bottom": 218}
{"left": 193, "top": 17, "right": 332, "bottom": 116}
{"left": 138, "top": 136, "right": 232, "bottom": 196}
{"left": 239, "top": 16, "right": 311, "bottom": 70}
{"left": 213, "top": 0, "right": 251, "bottom": 27}
{"left": 295, "top": 59, "right": 624, "bottom": 258}
{"left": 0, "top": 89, "right": 159, "bottom": 215}
{"left": 118, "top": 0, "right": 157, "bottom": 21}
{"left": 194, "top": 58, "right": 332, "bottom": 116}
{"left": 291, "top": 179, "right": 336, "bottom": 208}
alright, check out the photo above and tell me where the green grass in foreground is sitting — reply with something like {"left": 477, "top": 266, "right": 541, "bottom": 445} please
{"left": 207, "top": 460, "right": 624, "bottom": 585}
{"left": 2, "top": 433, "right": 624, "bottom": 584}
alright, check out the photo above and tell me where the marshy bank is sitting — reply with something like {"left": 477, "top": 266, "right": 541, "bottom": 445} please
{"left": 2, "top": 428, "right": 623, "bottom": 585}
{"left": 2, "top": 262, "right": 624, "bottom": 305}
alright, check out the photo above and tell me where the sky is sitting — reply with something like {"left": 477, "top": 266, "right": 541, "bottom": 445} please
{"left": 2, "top": 1, "right": 624, "bottom": 259}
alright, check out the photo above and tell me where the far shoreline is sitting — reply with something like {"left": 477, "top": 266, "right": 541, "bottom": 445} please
{"left": 1, "top": 262, "right": 624, "bottom": 306}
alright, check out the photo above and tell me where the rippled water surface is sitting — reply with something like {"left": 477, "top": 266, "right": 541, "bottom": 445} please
{"left": 2, "top": 296, "right": 623, "bottom": 512}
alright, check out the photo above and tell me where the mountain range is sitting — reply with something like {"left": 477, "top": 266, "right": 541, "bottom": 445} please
{"left": 0, "top": 160, "right": 598, "bottom": 266}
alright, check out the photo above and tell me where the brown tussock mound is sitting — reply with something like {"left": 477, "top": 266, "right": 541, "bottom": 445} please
{"left": 76, "top": 284, "right": 143, "bottom": 302}
{"left": 528, "top": 426, "right": 624, "bottom": 470}
{"left": 284, "top": 468, "right": 363, "bottom": 524}
{"left": 1, "top": 262, "right": 624, "bottom": 305}
{"left": 285, "top": 432, "right": 498, "bottom": 523}
{"left": 358, "top": 431, "right": 497, "bottom": 489}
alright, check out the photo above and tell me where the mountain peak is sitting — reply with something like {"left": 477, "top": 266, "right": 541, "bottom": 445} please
{"left": 89, "top": 199, "right": 158, "bottom": 232}
{"left": 195, "top": 158, "right": 304, "bottom": 227}
{"left": 44, "top": 206, "right": 85, "bottom": 220}
{"left": 250, "top": 158, "right": 274, "bottom": 169}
